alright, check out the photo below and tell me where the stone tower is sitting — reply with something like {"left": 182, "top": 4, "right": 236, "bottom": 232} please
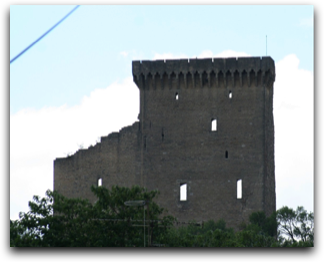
{"left": 54, "top": 57, "right": 276, "bottom": 229}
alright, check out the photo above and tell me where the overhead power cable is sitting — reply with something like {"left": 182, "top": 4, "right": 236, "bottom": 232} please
{"left": 10, "top": 5, "right": 80, "bottom": 64}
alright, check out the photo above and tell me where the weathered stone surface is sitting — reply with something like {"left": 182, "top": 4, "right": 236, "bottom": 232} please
{"left": 54, "top": 57, "right": 276, "bottom": 229}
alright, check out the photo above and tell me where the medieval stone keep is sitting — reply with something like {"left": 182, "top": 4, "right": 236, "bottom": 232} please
{"left": 54, "top": 57, "right": 276, "bottom": 229}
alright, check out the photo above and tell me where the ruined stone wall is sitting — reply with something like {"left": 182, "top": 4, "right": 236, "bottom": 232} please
{"left": 54, "top": 122, "right": 141, "bottom": 203}
{"left": 54, "top": 57, "right": 275, "bottom": 230}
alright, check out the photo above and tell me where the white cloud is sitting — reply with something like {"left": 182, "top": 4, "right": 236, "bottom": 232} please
{"left": 299, "top": 17, "right": 313, "bottom": 27}
{"left": 199, "top": 50, "right": 251, "bottom": 58}
{"left": 120, "top": 51, "right": 128, "bottom": 57}
{"left": 275, "top": 54, "right": 313, "bottom": 109}
{"left": 152, "top": 52, "right": 188, "bottom": 60}
{"left": 152, "top": 50, "right": 251, "bottom": 60}
{"left": 10, "top": 77, "right": 139, "bottom": 220}
{"left": 274, "top": 54, "right": 314, "bottom": 212}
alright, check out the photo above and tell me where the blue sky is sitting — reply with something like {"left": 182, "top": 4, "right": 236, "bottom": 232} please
{"left": 10, "top": 4, "right": 314, "bottom": 226}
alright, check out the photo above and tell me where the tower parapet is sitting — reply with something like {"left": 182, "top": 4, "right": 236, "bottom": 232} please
{"left": 133, "top": 57, "right": 275, "bottom": 89}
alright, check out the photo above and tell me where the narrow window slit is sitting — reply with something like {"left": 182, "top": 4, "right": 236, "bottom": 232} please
{"left": 229, "top": 90, "right": 232, "bottom": 99}
{"left": 98, "top": 178, "right": 102, "bottom": 187}
{"left": 225, "top": 151, "right": 228, "bottom": 158}
{"left": 175, "top": 92, "right": 179, "bottom": 100}
{"left": 162, "top": 128, "right": 164, "bottom": 142}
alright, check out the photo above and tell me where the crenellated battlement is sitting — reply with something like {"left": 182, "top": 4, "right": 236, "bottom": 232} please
{"left": 133, "top": 57, "right": 275, "bottom": 89}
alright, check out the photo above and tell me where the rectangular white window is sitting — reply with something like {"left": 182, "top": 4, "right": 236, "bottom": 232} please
{"left": 211, "top": 119, "right": 217, "bottom": 131}
{"left": 98, "top": 178, "right": 102, "bottom": 187}
{"left": 180, "top": 183, "right": 187, "bottom": 201}
{"left": 237, "top": 179, "right": 242, "bottom": 199}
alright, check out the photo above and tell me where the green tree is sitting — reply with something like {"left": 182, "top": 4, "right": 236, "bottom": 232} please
{"left": 276, "top": 206, "right": 314, "bottom": 246}
{"left": 11, "top": 185, "right": 175, "bottom": 247}
{"left": 247, "top": 211, "right": 278, "bottom": 237}
{"left": 11, "top": 189, "right": 313, "bottom": 248}
{"left": 157, "top": 219, "right": 236, "bottom": 247}
{"left": 10, "top": 219, "right": 35, "bottom": 247}
{"left": 90, "top": 185, "right": 174, "bottom": 247}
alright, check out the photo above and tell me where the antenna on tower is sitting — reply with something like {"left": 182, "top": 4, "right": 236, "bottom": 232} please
{"left": 266, "top": 35, "right": 267, "bottom": 56}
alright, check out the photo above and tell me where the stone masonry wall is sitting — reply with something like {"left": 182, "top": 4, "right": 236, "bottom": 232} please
{"left": 54, "top": 122, "right": 141, "bottom": 203}
{"left": 54, "top": 57, "right": 276, "bottom": 230}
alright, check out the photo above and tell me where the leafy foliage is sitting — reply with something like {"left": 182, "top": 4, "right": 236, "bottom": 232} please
{"left": 155, "top": 207, "right": 313, "bottom": 247}
{"left": 276, "top": 206, "right": 314, "bottom": 245}
{"left": 10, "top": 188, "right": 313, "bottom": 247}
{"left": 10, "top": 186, "right": 175, "bottom": 247}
